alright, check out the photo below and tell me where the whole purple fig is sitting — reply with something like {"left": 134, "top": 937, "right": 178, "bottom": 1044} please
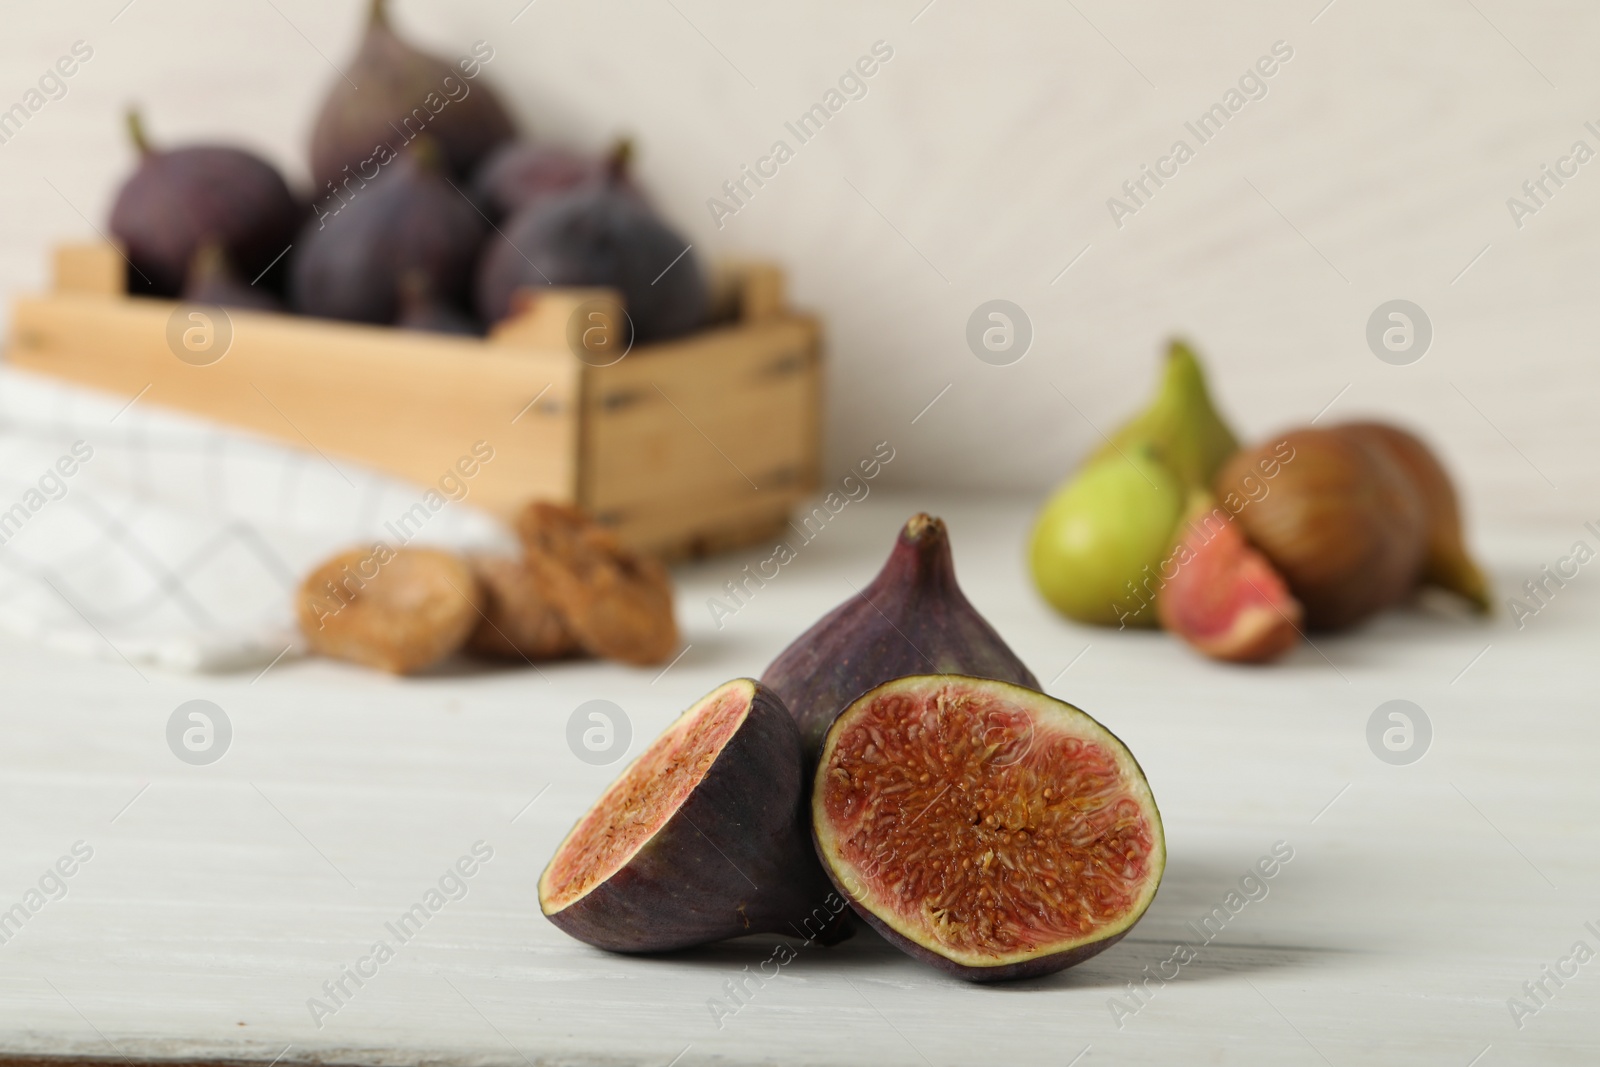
{"left": 289, "top": 139, "right": 484, "bottom": 325}
{"left": 109, "top": 110, "right": 300, "bottom": 297}
{"left": 762, "top": 513, "right": 1040, "bottom": 762}
{"left": 309, "top": 0, "right": 514, "bottom": 192}
{"left": 474, "top": 148, "right": 707, "bottom": 343}
{"left": 470, "top": 139, "right": 617, "bottom": 223}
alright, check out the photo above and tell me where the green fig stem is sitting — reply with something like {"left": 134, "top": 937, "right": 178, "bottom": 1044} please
{"left": 407, "top": 133, "right": 443, "bottom": 172}
{"left": 126, "top": 108, "right": 151, "bottom": 156}
{"left": 606, "top": 137, "right": 633, "bottom": 183}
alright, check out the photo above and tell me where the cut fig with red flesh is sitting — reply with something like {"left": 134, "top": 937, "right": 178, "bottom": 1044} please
{"left": 540, "top": 679, "right": 844, "bottom": 953}
{"left": 1157, "top": 493, "right": 1302, "bottom": 664}
{"left": 814, "top": 675, "right": 1164, "bottom": 982}
{"left": 763, "top": 513, "right": 1039, "bottom": 764}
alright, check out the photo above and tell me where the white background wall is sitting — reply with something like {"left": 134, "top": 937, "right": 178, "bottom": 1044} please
{"left": 1, "top": 0, "right": 1594, "bottom": 527}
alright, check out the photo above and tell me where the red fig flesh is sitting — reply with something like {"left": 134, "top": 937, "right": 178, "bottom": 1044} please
{"left": 814, "top": 675, "right": 1164, "bottom": 981}
{"left": 540, "top": 679, "right": 842, "bottom": 952}
{"left": 1157, "top": 495, "right": 1302, "bottom": 663}
{"left": 762, "top": 514, "right": 1039, "bottom": 763}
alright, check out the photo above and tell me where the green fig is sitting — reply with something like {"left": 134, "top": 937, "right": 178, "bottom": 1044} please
{"left": 1093, "top": 340, "right": 1239, "bottom": 492}
{"left": 1030, "top": 447, "right": 1185, "bottom": 628}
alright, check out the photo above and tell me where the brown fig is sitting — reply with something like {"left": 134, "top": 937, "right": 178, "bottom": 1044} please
{"left": 297, "top": 546, "right": 481, "bottom": 674}
{"left": 1334, "top": 421, "right": 1490, "bottom": 611}
{"left": 464, "top": 554, "right": 579, "bottom": 661}
{"left": 1156, "top": 492, "right": 1302, "bottom": 663}
{"left": 1215, "top": 429, "right": 1426, "bottom": 630}
{"left": 761, "top": 513, "right": 1039, "bottom": 763}
{"left": 517, "top": 503, "right": 678, "bottom": 666}
{"left": 309, "top": 0, "right": 514, "bottom": 191}
{"left": 813, "top": 675, "right": 1164, "bottom": 981}
{"left": 541, "top": 679, "right": 845, "bottom": 952}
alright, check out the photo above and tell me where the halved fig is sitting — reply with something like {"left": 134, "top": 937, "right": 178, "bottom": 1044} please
{"left": 814, "top": 675, "right": 1164, "bottom": 982}
{"left": 540, "top": 679, "right": 843, "bottom": 952}
{"left": 1157, "top": 493, "right": 1302, "bottom": 664}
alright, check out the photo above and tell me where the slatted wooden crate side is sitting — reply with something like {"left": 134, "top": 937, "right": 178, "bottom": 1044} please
{"left": 7, "top": 291, "right": 583, "bottom": 517}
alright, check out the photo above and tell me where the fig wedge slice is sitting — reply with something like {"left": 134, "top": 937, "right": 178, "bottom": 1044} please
{"left": 814, "top": 675, "right": 1164, "bottom": 981}
{"left": 540, "top": 679, "right": 843, "bottom": 953}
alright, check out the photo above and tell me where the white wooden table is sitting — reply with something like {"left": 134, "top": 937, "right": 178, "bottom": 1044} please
{"left": 1, "top": 491, "right": 1595, "bottom": 1066}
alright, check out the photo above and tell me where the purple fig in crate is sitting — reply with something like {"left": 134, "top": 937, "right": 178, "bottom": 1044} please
{"left": 539, "top": 679, "right": 846, "bottom": 952}
{"left": 470, "top": 139, "right": 630, "bottom": 222}
{"left": 395, "top": 270, "right": 480, "bottom": 335}
{"left": 180, "top": 241, "right": 283, "bottom": 312}
{"left": 290, "top": 138, "right": 484, "bottom": 325}
{"left": 475, "top": 147, "right": 708, "bottom": 343}
{"left": 308, "top": 0, "right": 514, "bottom": 191}
{"left": 109, "top": 110, "right": 300, "bottom": 298}
{"left": 761, "top": 513, "right": 1040, "bottom": 762}
{"left": 814, "top": 675, "right": 1165, "bottom": 981}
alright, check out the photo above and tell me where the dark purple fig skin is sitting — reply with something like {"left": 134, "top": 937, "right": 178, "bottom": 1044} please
{"left": 541, "top": 680, "right": 847, "bottom": 953}
{"left": 309, "top": 0, "right": 514, "bottom": 191}
{"left": 290, "top": 143, "right": 485, "bottom": 325}
{"left": 110, "top": 113, "right": 300, "bottom": 298}
{"left": 181, "top": 243, "right": 283, "bottom": 312}
{"left": 470, "top": 140, "right": 608, "bottom": 222}
{"left": 762, "top": 514, "right": 1041, "bottom": 762}
{"left": 475, "top": 173, "right": 708, "bottom": 343}
{"left": 838, "top": 902, "right": 1131, "bottom": 982}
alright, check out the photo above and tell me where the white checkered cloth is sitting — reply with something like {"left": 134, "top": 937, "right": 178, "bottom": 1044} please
{"left": 0, "top": 366, "right": 515, "bottom": 673}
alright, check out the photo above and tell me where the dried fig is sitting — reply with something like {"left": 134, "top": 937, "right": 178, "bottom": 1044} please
{"left": 464, "top": 554, "right": 579, "bottom": 661}
{"left": 297, "top": 545, "right": 480, "bottom": 674}
{"left": 518, "top": 503, "right": 678, "bottom": 666}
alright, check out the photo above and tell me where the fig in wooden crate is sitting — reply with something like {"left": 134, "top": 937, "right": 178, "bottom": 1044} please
{"left": 517, "top": 503, "right": 678, "bottom": 666}
{"left": 297, "top": 546, "right": 481, "bottom": 674}
{"left": 290, "top": 138, "right": 485, "bottom": 325}
{"left": 540, "top": 679, "right": 842, "bottom": 952}
{"left": 471, "top": 139, "right": 625, "bottom": 222}
{"left": 476, "top": 149, "right": 708, "bottom": 343}
{"left": 181, "top": 241, "right": 283, "bottom": 312}
{"left": 813, "top": 675, "right": 1165, "bottom": 981}
{"left": 464, "top": 554, "right": 579, "bottom": 661}
{"left": 109, "top": 110, "right": 301, "bottom": 298}
{"left": 309, "top": 0, "right": 514, "bottom": 190}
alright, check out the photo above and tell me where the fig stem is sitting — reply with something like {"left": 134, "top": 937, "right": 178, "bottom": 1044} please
{"left": 369, "top": 0, "right": 388, "bottom": 27}
{"left": 407, "top": 133, "right": 443, "bottom": 172}
{"left": 606, "top": 137, "right": 634, "bottom": 183}
{"left": 126, "top": 108, "right": 151, "bottom": 156}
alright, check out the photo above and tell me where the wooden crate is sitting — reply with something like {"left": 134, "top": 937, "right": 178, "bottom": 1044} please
{"left": 6, "top": 244, "right": 822, "bottom": 559}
